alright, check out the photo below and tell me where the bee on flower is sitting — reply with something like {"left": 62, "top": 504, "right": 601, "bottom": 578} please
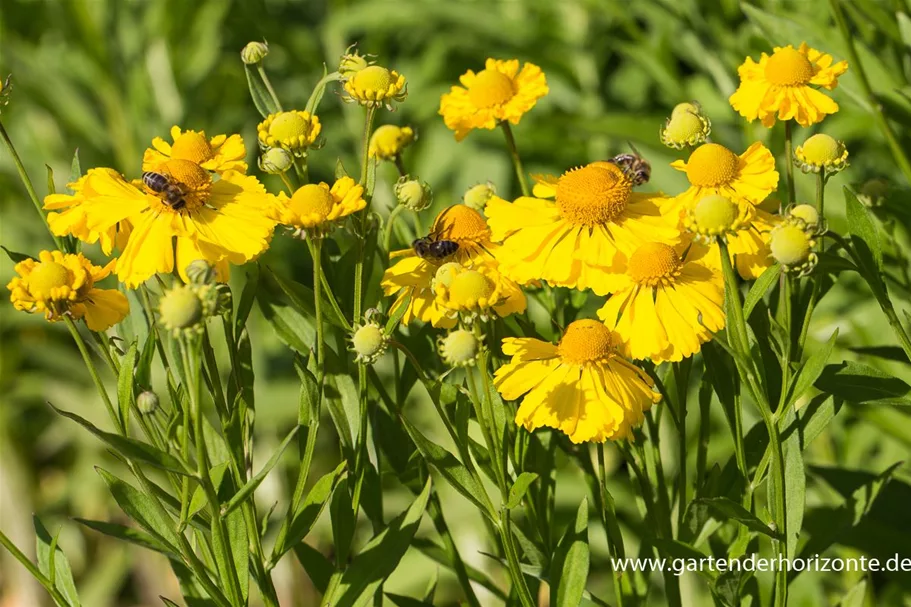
{"left": 269, "top": 178, "right": 366, "bottom": 239}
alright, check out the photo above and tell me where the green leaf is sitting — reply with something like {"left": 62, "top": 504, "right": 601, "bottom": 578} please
{"left": 815, "top": 361, "right": 911, "bottom": 405}
{"left": 34, "top": 517, "right": 81, "bottom": 607}
{"left": 117, "top": 341, "right": 139, "bottom": 430}
{"left": 189, "top": 463, "right": 229, "bottom": 519}
{"left": 96, "top": 468, "right": 180, "bottom": 552}
{"left": 69, "top": 148, "right": 81, "bottom": 184}
{"left": 550, "top": 499, "right": 589, "bottom": 607}
{"left": 136, "top": 330, "right": 158, "bottom": 390}
{"left": 652, "top": 539, "right": 716, "bottom": 581}
{"left": 330, "top": 476, "right": 355, "bottom": 566}
{"left": 845, "top": 187, "right": 882, "bottom": 271}
{"left": 244, "top": 64, "right": 280, "bottom": 117}
{"left": 271, "top": 462, "right": 346, "bottom": 563}
{"left": 781, "top": 407, "right": 806, "bottom": 558}
{"left": 234, "top": 264, "right": 260, "bottom": 336}
{"left": 384, "top": 292, "right": 411, "bottom": 336}
{"left": 75, "top": 518, "right": 177, "bottom": 557}
{"left": 293, "top": 542, "right": 334, "bottom": 594}
{"left": 46, "top": 164, "right": 56, "bottom": 195}
{"left": 305, "top": 70, "right": 342, "bottom": 115}
{"left": 743, "top": 264, "right": 780, "bottom": 318}
{"left": 160, "top": 597, "right": 181, "bottom": 607}
{"left": 327, "top": 372, "right": 357, "bottom": 449}
{"left": 412, "top": 538, "right": 506, "bottom": 600}
{"left": 323, "top": 478, "right": 432, "bottom": 607}
{"left": 222, "top": 425, "right": 298, "bottom": 517}
{"left": 385, "top": 594, "right": 434, "bottom": 607}
{"left": 1, "top": 245, "right": 34, "bottom": 263}
{"left": 694, "top": 497, "right": 778, "bottom": 538}
{"left": 51, "top": 404, "right": 192, "bottom": 475}
{"left": 294, "top": 356, "right": 320, "bottom": 428}
{"left": 506, "top": 472, "right": 539, "bottom": 509}
{"left": 784, "top": 329, "right": 838, "bottom": 410}
{"left": 226, "top": 498, "right": 249, "bottom": 601}
{"left": 335, "top": 158, "right": 350, "bottom": 180}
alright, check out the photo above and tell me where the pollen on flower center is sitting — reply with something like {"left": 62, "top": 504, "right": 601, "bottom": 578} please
{"left": 558, "top": 319, "right": 614, "bottom": 364}
{"left": 556, "top": 162, "right": 632, "bottom": 226}
{"left": 448, "top": 270, "right": 495, "bottom": 306}
{"left": 290, "top": 184, "right": 334, "bottom": 221}
{"left": 270, "top": 112, "right": 310, "bottom": 142}
{"left": 170, "top": 132, "right": 213, "bottom": 164}
{"left": 433, "top": 262, "right": 462, "bottom": 287}
{"left": 158, "top": 159, "right": 212, "bottom": 210}
{"left": 693, "top": 194, "right": 738, "bottom": 233}
{"left": 468, "top": 69, "right": 516, "bottom": 108}
{"left": 432, "top": 205, "right": 490, "bottom": 242}
{"left": 685, "top": 143, "right": 740, "bottom": 187}
{"left": 352, "top": 65, "right": 393, "bottom": 92}
{"left": 29, "top": 261, "right": 71, "bottom": 298}
{"left": 764, "top": 47, "right": 815, "bottom": 86}
{"left": 627, "top": 242, "right": 682, "bottom": 285}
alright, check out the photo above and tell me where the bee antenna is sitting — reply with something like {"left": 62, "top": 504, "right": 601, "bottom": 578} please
{"left": 626, "top": 141, "right": 642, "bottom": 155}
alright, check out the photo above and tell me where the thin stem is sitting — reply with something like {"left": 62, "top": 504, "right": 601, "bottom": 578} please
{"left": 500, "top": 122, "right": 530, "bottom": 197}
{"left": 383, "top": 205, "right": 407, "bottom": 252}
{"left": 597, "top": 444, "right": 628, "bottom": 607}
{"left": 64, "top": 317, "right": 120, "bottom": 431}
{"left": 278, "top": 171, "right": 295, "bottom": 195}
{"left": 830, "top": 0, "right": 911, "bottom": 187}
{"left": 498, "top": 511, "right": 536, "bottom": 607}
{"left": 798, "top": 171, "right": 827, "bottom": 355}
{"left": 393, "top": 154, "right": 407, "bottom": 177}
{"left": 784, "top": 122, "right": 796, "bottom": 205}
{"left": 0, "top": 529, "right": 72, "bottom": 607}
{"left": 256, "top": 64, "right": 283, "bottom": 112}
{"left": 427, "top": 492, "right": 482, "bottom": 607}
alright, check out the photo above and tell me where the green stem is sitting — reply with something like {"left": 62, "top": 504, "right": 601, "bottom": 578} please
{"left": 278, "top": 171, "right": 295, "bottom": 195}
{"left": 64, "top": 317, "right": 120, "bottom": 431}
{"left": 498, "top": 511, "right": 536, "bottom": 607}
{"left": 427, "top": 492, "right": 482, "bottom": 607}
{"left": 500, "top": 122, "right": 530, "bottom": 197}
{"left": 256, "top": 64, "right": 283, "bottom": 112}
{"left": 393, "top": 154, "right": 407, "bottom": 177}
{"left": 830, "top": 0, "right": 911, "bottom": 187}
{"left": 383, "top": 205, "right": 407, "bottom": 252}
{"left": 784, "top": 121, "right": 796, "bottom": 206}
{"left": 0, "top": 529, "right": 73, "bottom": 607}
{"left": 797, "top": 171, "right": 826, "bottom": 355}
{"left": 597, "top": 444, "right": 628, "bottom": 607}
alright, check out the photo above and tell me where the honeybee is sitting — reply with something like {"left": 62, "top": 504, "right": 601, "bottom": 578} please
{"left": 412, "top": 236, "right": 459, "bottom": 260}
{"left": 608, "top": 145, "right": 651, "bottom": 186}
{"left": 142, "top": 171, "right": 188, "bottom": 210}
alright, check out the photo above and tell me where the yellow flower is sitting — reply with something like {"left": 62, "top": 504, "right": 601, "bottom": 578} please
{"left": 439, "top": 58, "right": 548, "bottom": 141}
{"left": 143, "top": 126, "right": 248, "bottom": 175}
{"left": 257, "top": 111, "right": 322, "bottom": 155}
{"left": 684, "top": 194, "right": 753, "bottom": 241}
{"left": 369, "top": 125, "right": 415, "bottom": 160}
{"left": 434, "top": 264, "right": 506, "bottom": 324}
{"left": 271, "top": 177, "right": 366, "bottom": 237}
{"left": 729, "top": 43, "right": 848, "bottom": 127}
{"left": 463, "top": 182, "right": 497, "bottom": 212}
{"left": 596, "top": 242, "right": 724, "bottom": 363}
{"left": 58, "top": 161, "right": 275, "bottom": 288}
{"left": 381, "top": 205, "right": 526, "bottom": 329}
{"left": 494, "top": 319, "right": 660, "bottom": 443}
{"left": 44, "top": 169, "right": 132, "bottom": 255}
{"left": 7, "top": 250, "right": 129, "bottom": 331}
{"left": 343, "top": 65, "right": 407, "bottom": 109}
{"left": 769, "top": 213, "right": 821, "bottom": 276}
{"left": 794, "top": 133, "right": 848, "bottom": 174}
{"left": 485, "top": 161, "right": 678, "bottom": 295}
{"left": 665, "top": 142, "right": 779, "bottom": 220}
{"left": 660, "top": 102, "right": 711, "bottom": 149}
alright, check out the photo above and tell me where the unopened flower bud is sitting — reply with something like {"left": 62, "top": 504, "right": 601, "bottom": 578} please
{"left": 463, "top": 182, "right": 496, "bottom": 212}
{"left": 794, "top": 133, "right": 848, "bottom": 174}
{"left": 339, "top": 45, "right": 373, "bottom": 79}
{"left": 438, "top": 329, "right": 482, "bottom": 367}
{"left": 159, "top": 285, "right": 205, "bottom": 333}
{"left": 186, "top": 260, "right": 217, "bottom": 286}
{"left": 788, "top": 204, "right": 820, "bottom": 229}
{"left": 259, "top": 147, "right": 294, "bottom": 174}
{"left": 350, "top": 321, "right": 388, "bottom": 365}
{"left": 661, "top": 101, "right": 711, "bottom": 149}
{"left": 241, "top": 41, "right": 269, "bottom": 65}
{"left": 395, "top": 176, "right": 432, "bottom": 212}
{"left": 137, "top": 391, "right": 159, "bottom": 414}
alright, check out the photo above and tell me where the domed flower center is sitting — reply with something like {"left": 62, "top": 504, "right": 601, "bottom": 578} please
{"left": 693, "top": 194, "right": 738, "bottom": 234}
{"left": 764, "top": 47, "right": 815, "bottom": 86}
{"left": 432, "top": 205, "right": 490, "bottom": 242}
{"left": 441, "top": 329, "right": 480, "bottom": 365}
{"left": 558, "top": 319, "right": 614, "bottom": 364}
{"left": 627, "top": 242, "right": 682, "bottom": 285}
{"left": 29, "top": 261, "right": 71, "bottom": 298}
{"left": 433, "top": 262, "right": 463, "bottom": 287}
{"left": 685, "top": 143, "right": 740, "bottom": 187}
{"left": 789, "top": 204, "right": 819, "bottom": 228}
{"left": 664, "top": 112, "right": 704, "bottom": 141}
{"left": 556, "top": 162, "right": 632, "bottom": 226}
{"left": 159, "top": 285, "right": 204, "bottom": 331}
{"left": 671, "top": 102, "right": 701, "bottom": 118}
{"left": 170, "top": 132, "right": 213, "bottom": 165}
{"left": 352, "top": 324, "right": 386, "bottom": 358}
{"left": 352, "top": 65, "right": 393, "bottom": 92}
{"left": 800, "top": 134, "right": 840, "bottom": 165}
{"left": 290, "top": 184, "right": 334, "bottom": 221}
{"left": 448, "top": 270, "right": 495, "bottom": 307}
{"left": 468, "top": 69, "right": 516, "bottom": 108}
{"left": 269, "top": 112, "right": 311, "bottom": 142}
{"left": 157, "top": 159, "right": 212, "bottom": 211}
{"left": 770, "top": 225, "right": 811, "bottom": 265}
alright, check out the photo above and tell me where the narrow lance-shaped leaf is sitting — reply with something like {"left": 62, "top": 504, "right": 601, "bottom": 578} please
{"left": 222, "top": 425, "right": 299, "bottom": 516}
{"left": 118, "top": 341, "right": 139, "bottom": 430}
{"left": 784, "top": 329, "right": 838, "bottom": 410}
{"left": 506, "top": 472, "right": 539, "bottom": 509}
{"left": 550, "top": 498, "right": 590, "bottom": 607}
{"left": 96, "top": 468, "right": 181, "bottom": 552}
{"left": 34, "top": 516, "right": 81, "bottom": 607}
{"left": 694, "top": 497, "right": 779, "bottom": 538}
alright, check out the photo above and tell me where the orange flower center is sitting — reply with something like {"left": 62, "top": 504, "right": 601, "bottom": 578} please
{"left": 764, "top": 47, "right": 815, "bottom": 86}
{"left": 170, "top": 132, "right": 213, "bottom": 165}
{"left": 627, "top": 242, "right": 682, "bottom": 286}
{"left": 290, "top": 184, "right": 334, "bottom": 221}
{"left": 558, "top": 319, "right": 614, "bottom": 364}
{"left": 28, "top": 261, "right": 71, "bottom": 298}
{"left": 556, "top": 162, "right": 632, "bottom": 226}
{"left": 685, "top": 143, "right": 740, "bottom": 187}
{"left": 158, "top": 159, "right": 212, "bottom": 210}
{"left": 468, "top": 69, "right": 516, "bottom": 108}
{"left": 431, "top": 205, "right": 490, "bottom": 242}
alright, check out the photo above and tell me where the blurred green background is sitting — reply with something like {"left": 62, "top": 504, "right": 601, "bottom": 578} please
{"left": 3, "top": 0, "right": 911, "bottom": 605}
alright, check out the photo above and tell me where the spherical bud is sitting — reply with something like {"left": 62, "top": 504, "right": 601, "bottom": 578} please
{"left": 770, "top": 224, "right": 817, "bottom": 276}
{"left": 350, "top": 322, "right": 388, "bottom": 365}
{"left": 395, "top": 176, "right": 432, "bottom": 212}
{"left": 159, "top": 285, "right": 205, "bottom": 333}
{"left": 787, "top": 204, "right": 820, "bottom": 229}
{"left": 661, "top": 102, "right": 711, "bottom": 149}
{"left": 241, "top": 41, "right": 269, "bottom": 65}
{"left": 186, "top": 260, "right": 217, "bottom": 286}
{"left": 438, "top": 328, "right": 483, "bottom": 367}
{"left": 683, "top": 194, "right": 750, "bottom": 242}
{"left": 259, "top": 147, "right": 294, "bottom": 174}
{"left": 339, "top": 46, "right": 373, "bottom": 79}
{"left": 463, "top": 182, "right": 496, "bottom": 212}
{"left": 137, "top": 391, "right": 160, "bottom": 414}
{"left": 794, "top": 133, "right": 848, "bottom": 174}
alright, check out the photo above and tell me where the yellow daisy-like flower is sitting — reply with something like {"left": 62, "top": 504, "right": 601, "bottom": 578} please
{"left": 343, "top": 65, "right": 407, "bottom": 109}
{"left": 664, "top": 142, "right": 779, "bottom": 220}
{"left": 7, "top": 250, "right": 129, "bottom": 331}
{"left": 143, "top": 126, "right": 247, "bottom": 175}
{"left": 485, "top": 161, "right": 678, "bottom": 295}
{"left": 270, "top": 177, "right": 366, "bottom": 237}
{"left": 439, "top": 58, "right": 548, "bottom": 141}
{"left": 44, "top": 169, "right": 132, "bottom": 256}
{"left": 257, "top": 111, "right": 322, "bottom": 155}
{"left": 729, "top": 43, "right": 848, "bottom": 127}
{"left": 55, "top": 161, "right": 275, "bottom": 288}
{"left": 494, "top": 319, "right": 660, "bottom": 443}
{"left": 434, "top": 264, "right": 506, "bottom": 324}
{"left": 596, "top": 242, "right": 725, "bottom": 363}
{"left": 794, "top": 133, "right": 848, "bottom": 174}
{"left": 369, "top": 124, "right": 415, "bottom": 161}
{"left": 381, "top": 205, "right": 526, "bottom": 329}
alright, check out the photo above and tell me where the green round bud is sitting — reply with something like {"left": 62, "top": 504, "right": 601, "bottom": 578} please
{"left": 394, "top": 177, "right": 432, "bottom": 212}
{"left": 463, "top": 182, "right": 496, "bottom": 212}
{"left": 186, "top": 260, "right": 217, "bottom": 285}
{"left": 350, "top": 322, "right": 388, "bottom": 364}
{"left": 159, "top": 285, "right": 204, "bottom": 331}
{"left": 241, "top": 41, "right": 269, "bottom": 65}
{"left": 137, "top": 391, "right": 160, "bottom": 414}
{"left": 258, "top": 147, "right": 294, "bottom": 174}
{"left": 439, "top": 329, "right": 481, "bottom": 367}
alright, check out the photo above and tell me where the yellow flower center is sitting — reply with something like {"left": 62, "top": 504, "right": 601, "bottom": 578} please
{"left": 693, "top": 194, "right": 738, "bottom": 233}
{"left": 789, "top": 204, "right": 819, "bottom": 227}
{"left": 556, "top": 162, "right": 632, "bottom": 226}
{"left": 671, "top": 102, "right": 701, "bottom": 118}
{"left": 664, "top": 112, "right": 705, "bottom": 142}
{"left": 441, "top": 329, "right": 480, "bottom": 365}
{"left": 685, "top": 143, "right": 740, "bottom": 187}
{"left": 764, "top": 47, "right": 815, "bottom": 86}
{"left": 352, "top": 65, "right": 393, "bottom": 92}
{"left": 468, "top": 69, "right": 516, "bottom": 108}
{"left": 463, "top": 182, "right": 496, "bottom": 211}
{"left": 433, "top": 262, "right": 462, "bottom": 287}
{"left": 158, "top": 159, "right": 212, "bottom": 210}
{"left": 269, "top": 112, "right": 310, "bottom": 142}
{"left": 800, "top": 134, "right": 840, "bottom": 165}
{"left": 170, "top": 132, "right": 213, "bottom": 164}
{"left": 558, "top": 319, "right": 614, "bottom": 364}
{"left": 448, "top": 270, "right": 495, "bottom": 307}
{"left": 352, "top": 324, "right": 386, "bottom": 358}
{"left": 770, "top": 225, "right": 811, "bottom": 265}
{"left": 28, "top": 261, "right": 71, "bottom": 298}
{"left": 432, "top": 205, "right": 490, "bottom": 242}
{"left": 627, "top": 242, "right": 682, "bottom": 285}
{"left": 290, "top": 184, "right": 334, "bottom": 221}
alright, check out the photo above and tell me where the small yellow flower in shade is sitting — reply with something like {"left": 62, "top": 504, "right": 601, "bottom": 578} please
{"left": 382, "top": 205, "right": 526, "bottom": 328}
{"left": 770, "top": 223, "right": 817, "bottom": 275}
{"left": 258, "top": 147, "right": 294, "bottom": 174}
{"left": 494, "top": 319, "right": 660, "bottom": 443}
{"left": 660, "top": 102, "right": 711, "bottom": 149}
{"left": 369, "top": 125, "right": 415, "bottom": 161}
{"left": 241, "top": 41, "right": 269, "bottom": 64}
{"left": 794, "top": 133, "right": 848, "bottom": 174}
{"left": 271, "top": 177, "right": 366, "bottom": 238}
{"left": 394, "top": 176, "right": 432, "bottom": 211}
{"left": 463, "top": 182, "right": 497, "bottom": 212}
{"left": 729, "top": 43, "right": 848, "bottom": 127}
{"left": 257, "top": 111, "right": 322, "bottom": 156}
{"left": 343, "top": 65, "right": 407, "bottom": 109}
{"left": 7, "top": 250, "right": 129, "bottom": 331}
{"left": 665, "top": 142, "right": 779, "bottom": 221}
{"left": 434, "top": 265, "right": 505, "bottom": 323}
{"left": 143, "top": 126, "right": 248, "bottom": 175}
{"left": 440, "top": 58, "right": 548, "bottom": 141}
{"left": 684, "top": 194, "right": 754, "bottom": 242}
{"left": 486, "top": 161, "right": 678, "bottom": 295}
{"left": 350, "top": 320, "right": 388, "bottom": 365}
{"left": 439, "top": 328, "right": 484, "bottom": 367}
{"left": 597, "top": 243, "right": 725, "bottom": 362}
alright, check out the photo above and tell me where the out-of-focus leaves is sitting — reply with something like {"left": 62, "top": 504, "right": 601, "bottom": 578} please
{"left": 693, "top": 497, "right": 778, "bottom": 538}
{"left": 549, "top": 498, "right": 589, "bottom": 607}
{"left": 34, "top": 517, "right": 81, "bottom": 607}
{"left": 96, "top": 468, "right": 180, "bottom": 553}
{"left": 221, "top": 425, "right": 298, "bottom": 516}
{"left": 815, "top": 361, "right": 911, "bottom": 405}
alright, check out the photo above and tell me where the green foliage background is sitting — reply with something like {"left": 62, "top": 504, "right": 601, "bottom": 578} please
{"left": 2, "top": 0, "right": 911, "bottom": 605}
